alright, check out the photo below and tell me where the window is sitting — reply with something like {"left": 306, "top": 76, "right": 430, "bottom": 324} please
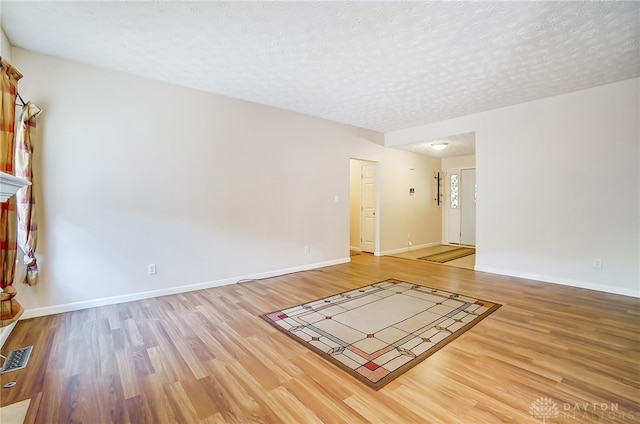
{"left": 450, "top": 174, "right": 459, "bottom": 208}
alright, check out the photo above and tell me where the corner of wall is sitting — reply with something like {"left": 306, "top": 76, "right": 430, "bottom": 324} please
{"left": 0, "top": 25, "right": 12, "bottom": 62}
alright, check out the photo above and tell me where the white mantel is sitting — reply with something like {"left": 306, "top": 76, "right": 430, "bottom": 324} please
{"left": 0, "top": 171, "right": 30, "bottom": 202}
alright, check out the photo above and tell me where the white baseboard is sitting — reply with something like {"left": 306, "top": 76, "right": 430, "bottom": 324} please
{"left": 379, "top": 241, "right": 441, "bottom": 256}
{"left": 474, "top": 265, "right": 640, "bottom": 298}
{"left": 0, "top": 321, "right": 17, "bottom": 350}
{"left": 21, "top": 257, "right": 351, "bottom": 320}
{"left": 349, "top": 246, "right": 362, "bottom": 252}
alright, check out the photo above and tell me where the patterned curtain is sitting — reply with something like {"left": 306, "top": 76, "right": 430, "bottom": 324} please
{"left": 16, "top": 102, "right": 41, "bottom": 286}
{"left": 0, "top": 59, "right": 24, "bottom": 327}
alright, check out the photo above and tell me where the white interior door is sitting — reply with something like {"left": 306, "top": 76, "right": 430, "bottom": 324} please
{"left": 460, "top": 168, "right": 476, "bottom": 246}
{"left": 360, "top": 164, "right": 376, "bottom": 253}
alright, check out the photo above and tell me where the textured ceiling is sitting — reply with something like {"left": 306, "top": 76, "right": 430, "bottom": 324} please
{"left": 2, "top": 1, "right": 639, "bottom": 135}
{"left": 394, "top": 132, "right": 476, "bottom": 158}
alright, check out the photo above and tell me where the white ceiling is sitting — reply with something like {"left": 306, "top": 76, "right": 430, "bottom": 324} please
{"left": 2, "top": 1, "right": 639, "bottom": 140}
{"left": 394, "top": 132, "right": 476, "bottom": 158}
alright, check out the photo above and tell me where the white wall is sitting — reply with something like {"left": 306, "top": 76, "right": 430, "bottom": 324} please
{"left": 0, "top": 26, "right": 11, "bottom": 62}
{"left": 12, "top": 48, "right": 441, "bottom": 315}
{"left": 442, "top": 155, "right": 475, "bottom": 170}
{"left": 387, "top": 79, "right": 640, "bottom": 297}
{"left": 378, "top": 152, "right": 441, "bottom": 254}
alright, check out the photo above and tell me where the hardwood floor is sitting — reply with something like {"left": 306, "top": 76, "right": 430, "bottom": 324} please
{"left": 1, "top": 254, "right": 639, "bottom": 423}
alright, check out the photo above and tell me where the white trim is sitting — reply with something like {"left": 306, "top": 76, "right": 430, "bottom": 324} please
{"left": 379, "top": 241, "right": 441, "bottom": 256}
{"left": 0, "top": 171, "right": 31, "bottom": 203}
{"left": 474, "top": 265, "right": 640, "bottom": 298}
{"left": 21, "top": 257, "right": 351, "bottom": 319}
{"left": 349, "top": 246, "right": 362, "bottom": 252}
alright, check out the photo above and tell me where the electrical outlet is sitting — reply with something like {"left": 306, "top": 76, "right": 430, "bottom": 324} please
{"left": 593, "top": 259, "right": 602, "bottom": 269}
{"left": 148, "top": 264, "right": 156, "bottom": 275}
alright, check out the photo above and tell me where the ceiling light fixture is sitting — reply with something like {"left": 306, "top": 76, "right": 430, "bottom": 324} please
{"left": 431, "top": 142, "right": 449, "bottom": 151}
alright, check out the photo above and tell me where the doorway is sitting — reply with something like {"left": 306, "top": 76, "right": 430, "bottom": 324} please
{"left": 446, "top": 167, "right": 476, "bottom": 246}
{"left": 349, "top": 159, "right": 378, "bottom": 253}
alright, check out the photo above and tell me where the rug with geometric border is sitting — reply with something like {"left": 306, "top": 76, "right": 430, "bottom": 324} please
{"left": 261, "top": 278, "right": 500, "bottom": 390}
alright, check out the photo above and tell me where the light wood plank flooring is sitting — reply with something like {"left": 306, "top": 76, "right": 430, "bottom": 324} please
{"left": 1, "top": 254, "right": 639, "bottom": 423}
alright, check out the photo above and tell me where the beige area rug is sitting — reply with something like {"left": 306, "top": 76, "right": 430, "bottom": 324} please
{"left": 0, "top": 399, "right": 30, "bottom": 424}
{"left": 389, "top": 245, "right": 476, "bottom": 270}
{"left": 262, "top": 279, "right": 500, "bottom": 390}
{"left": 418, "top": 247, "right": 476, "bottom": 263}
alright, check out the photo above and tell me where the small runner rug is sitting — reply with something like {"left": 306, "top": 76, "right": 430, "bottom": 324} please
{"left": 261, "top": 279, "right": 500, "bottom": 390}
{"left": 418, "top": 247, "right": 475, "bottom": 263}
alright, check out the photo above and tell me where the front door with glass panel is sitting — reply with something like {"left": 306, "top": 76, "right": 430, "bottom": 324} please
{"left": 447, "top": 168, "right": 476, "bottom": 246}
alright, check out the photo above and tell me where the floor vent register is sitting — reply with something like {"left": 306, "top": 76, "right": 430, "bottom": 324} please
{"left": 0, "top": 346, "right": 33, "bottom": 374}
